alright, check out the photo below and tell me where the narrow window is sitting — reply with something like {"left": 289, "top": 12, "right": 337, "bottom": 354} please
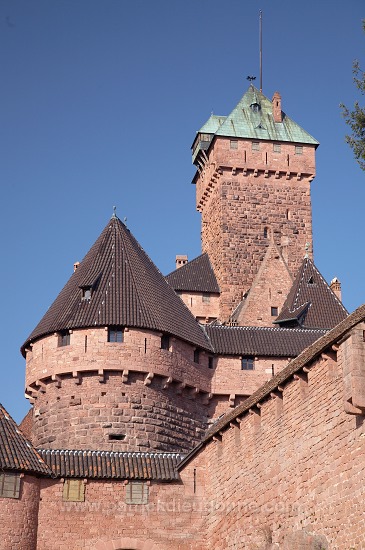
{"left": 263, "top": 227, "right": 268, "bottom": 238}
{"left": 252, "top": 141, "right": 260, "bottom": 151}
{"left": 208, "top": 356, "right": 214, "bottom": 369}
{"left": 161, "top": 334, "right": 170, "bottom": 350}
{"left": 230, "top": 139, "right": 238, "bottom": 149}
{"left": 108, "top": 327, "right": 124, "bottom": 343}
{"left": 244, "top": 150, "right": 247, "bottom": 162}
{"left": 194, "top": 349, "right": 200, "bottom": 364}
{"left": 241, "top": 357, "right": 254, "bottom": 370}
{"left": 273, "top": 143, "right": 281, "bottom": 153}
{"left": 58, "top": 331, "right": 70, "bottom": 347}
{"left": 271, "top": 306, "right": 278, "bottom": 316}
{"left": 287, "top": 154, "right": 290, "bottom": 166}
{"left": 0, "top": 473, "right": 21, "bottom": 499}
{"left": 202, "top": 293, "right": 210, "bottom": 303}
{"left": 125, "top": 482, "right": 149, "bottom": 505}
{"left": 108, "top": 433, "right": 126, "bottom": 441}
{"left": 265, "top": 152, "right": 268, "bottom": 164}
{"left": 63, "top": 479, "right": 85, "bottom": 502}
{"left": 295, "top": 145, "right": 303, "bottom": 155}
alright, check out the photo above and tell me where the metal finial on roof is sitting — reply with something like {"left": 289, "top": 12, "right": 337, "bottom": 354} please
{"left": 124, "top": 217, "right": 127, "bottom": 226}
{"left": 112, "top": 206, "right": 117, "bottom": 219}
{"left": 304, "top": 242, "right": 310, "bottom": 258}
{"left": 247, "top": 76, "right": 256, "bottom": 83}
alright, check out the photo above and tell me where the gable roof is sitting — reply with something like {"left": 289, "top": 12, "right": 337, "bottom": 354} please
{"left": 22, "top": 216, "right": 211, "bottom": 354}
{"left": 38, "top": 449, "right": 183, "bottom": 481}
{"left": 166, "top": 253, "right": 220, "bottom": 293}
{"left": 197, "top": 85, "right": 319, "bottom": 145}
{"left": 0, "top": 404, "right": 51, "bottom": 475}
{"left": 204, "top": 325, "right": 326, "bottom": 357}
{"left": 274, "top": 258, "right": 348, "bottom": 329}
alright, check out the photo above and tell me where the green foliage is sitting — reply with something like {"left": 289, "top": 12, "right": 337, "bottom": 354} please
{"left": 340, "top": 21, "right": 365, "bottom": 171}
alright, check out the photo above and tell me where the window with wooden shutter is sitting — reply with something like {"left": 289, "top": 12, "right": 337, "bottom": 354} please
{"left": 62, "top": 479, "right": 85, "bottom": 502}
{"left": 125, "top": 481, "right": 149, "bottom": 505}
{"left": 0, "top": 473, "right": 21, "bottom": 499}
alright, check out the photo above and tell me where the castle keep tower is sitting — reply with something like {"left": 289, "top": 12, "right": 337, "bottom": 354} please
{"left": 192, "top": 86, "right": 319, "bottom": 322}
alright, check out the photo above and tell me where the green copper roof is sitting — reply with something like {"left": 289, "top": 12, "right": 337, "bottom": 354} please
{"left": 198, "top": 86, "right": 319, "bottom": 146}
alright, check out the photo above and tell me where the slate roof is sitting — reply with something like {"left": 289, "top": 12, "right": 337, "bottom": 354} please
{"left": 0, "top": 404, "right": 51, "bottom": 475}
{"left": 166, "top": 253, "right": 220, "bottom": 293}
{"left": 38, "top": 449, "right": 183, "bottom": 481}
{"left": 22, "top": 216, "right": 211, "bottom": 354}
{"left": 179, "top": 303, "right": 365, "bottom": 471}
{"left": 204, "top": 325, "right": 326, "bottom": 357}
{"left": 196, "top": 85, "right": 319, "bottom": 145}
{"left": 274, "top": 258, "right": 348, "bottom": 330}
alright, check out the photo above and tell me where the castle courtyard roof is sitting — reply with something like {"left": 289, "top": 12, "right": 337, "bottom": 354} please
{"left": 166, "top": 253, "right": 220, "bottom": 293}
{"left": 204, "top": 325, "right": 326, "bottom": 357}
{"left": 22, "top": 215, "right": 211, "bottom": 353}
{"left": 38, "top": 449, "right": 183, "bottom": 481}
{"left": 0, "top": 404, "right": 51, "bottom": 475}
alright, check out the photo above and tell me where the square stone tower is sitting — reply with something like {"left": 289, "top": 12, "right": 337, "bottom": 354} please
{"left": 192, "top": 86, "right": 319, "bottom": 322}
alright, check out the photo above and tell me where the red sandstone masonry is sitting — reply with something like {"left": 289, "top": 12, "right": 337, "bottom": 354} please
{"left": 196, "top": 137, "right": 315, "bottom": 321}
{"left": 0, "top": 475, "right": 40, "bottom": 550}
{"left": 184, "top": 323, "right": 365, "bottom": 549}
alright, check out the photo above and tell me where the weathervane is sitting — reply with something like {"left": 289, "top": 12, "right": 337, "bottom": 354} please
{"left": 112, "top": 206, "right": 117, "bottom": 219}
{"left": 247, "top": 76, "right": 256, "bottom": 83}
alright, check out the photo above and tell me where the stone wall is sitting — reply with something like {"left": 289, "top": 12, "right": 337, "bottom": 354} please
{"left": 196, "top": 137, "right": 315, "bottom": 320}
{"left": 185, "top": 323, "right": 365, "bottom": 549}
{"left": 0, "top": 475, "right": 40, "bottom": 550}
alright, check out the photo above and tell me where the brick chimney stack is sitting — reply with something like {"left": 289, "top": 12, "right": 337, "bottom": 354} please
{"left": 272, "top": 91, "right": 282, "bottom": 123}
{"left": 176, "top": 255, "right": 188, "bottom": 269}
{"left": 330, "top": 277, "right": 342, "bottom": 301}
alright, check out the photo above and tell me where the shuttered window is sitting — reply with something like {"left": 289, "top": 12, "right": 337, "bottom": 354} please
{"left": 125, "top": 482, "right": 149, "bottom": 505}
{"left": 63, "top": 479, "right": 85, "bottom": 502}
{"left": 0, "top": 473, "right": 21, "bottom": 499}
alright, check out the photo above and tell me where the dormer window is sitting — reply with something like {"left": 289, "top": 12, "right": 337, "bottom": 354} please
{"left": 250, "top": 102, "right": 261, "bottom": 113}
{"left": 81, "top": 287, "right": 92, "bottom": 301}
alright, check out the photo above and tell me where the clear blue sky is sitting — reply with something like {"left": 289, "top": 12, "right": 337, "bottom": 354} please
{"left": 1, "top": 0, "right": 364, "bottom": 423}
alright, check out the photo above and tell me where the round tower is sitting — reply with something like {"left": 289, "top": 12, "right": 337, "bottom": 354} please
{"left": 22, "top": 215, "right": 213, "bottom": 452}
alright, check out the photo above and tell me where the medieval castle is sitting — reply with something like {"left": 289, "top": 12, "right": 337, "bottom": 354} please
{"left": 1, "top": 84, "right": 365, "bottom": 549}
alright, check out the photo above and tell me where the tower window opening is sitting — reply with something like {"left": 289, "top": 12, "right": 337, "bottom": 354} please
{"left": 58, "top": 331, "right": 70, "bottom": 347}
{"left": 271, "top": 306, "right": 278, "bottom": 317}
{"left": 264, "top": 227, "right": 268, "bottom": 238}
{"left": 295, "top": 145, "right": 303, "bottom": 155}
{"left": 287, "top": 154, "right": 290, "bottom": 166}
{"left": 244, "top": 150, "right": 247, "bottom": 162}
{"left": 108, "top": 327, "right": 124, "bottom": 343}
{"left": 252, "top": 141, "right": 260, "bottom": 151}
{"left": 265, "top": 152, "right": 268, "bottom": 164}
{"left": 208, "top": 356, "right": 214, "bottom": 369}
{"left": 81, "top": 287, "right": 92, "bottom": 301}
{"left": 273, "top": 143, "right": 281, "bottom": 153}
{"left": 161, "top": 334, "right": 170, "bottom": 350}
{"left": 125, "top": 481, "right": 149, "bottom": 505}
{"left": 108, "top": 433, "right": 126, "bottom": 441}
{"left": 194, "top": 349, "right": 200, "bottom": 364}
{"left": 250, "top": 102, "right": 260, "bottom": 113}
{"left": 202, "top": 293, "right": 211, "bottom": 303}
{"left": 241, "top": 357, "right": 255, "bottom": 370}
{"left": 230, "top": 140, "right": 238, "bottom": 149}
{"left": 0, "top": 473, "right": 20, "bottom": 499}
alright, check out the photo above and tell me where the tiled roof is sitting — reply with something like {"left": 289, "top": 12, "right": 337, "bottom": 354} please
{"left": 197, "top": 85, "right": 319, "bottom": 145}
{"left": 0, "top": 404, "right": 51, "bottom": 475}
{"left": 38, "top": 449, "right": 183, "bottom": 481}
{"left": 204, "top": 325, "right": 326, "bottom": 357}
{"left": 274, "top": 258, "right": 348, "bottom": 329}
{"left": 166, "top": 253, "right": 220, "bottom": 293}
{"left": 179, "top": 303, "right": 365, "bottom": 470}
{"left": 22, "top": 216, "right": 211, "bottom": 353}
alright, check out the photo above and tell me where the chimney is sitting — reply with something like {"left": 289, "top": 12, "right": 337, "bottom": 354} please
{"left": 272, "top": 91, "right": 282, "bottom": 123}
{"left": 175, "top": 255, "right": 188, "bottom": 270}
{"left": 74, "top": 262, "right": 80, "bottom": 272}
{"left": 330, "top": 277, "right": 342, "bottom": 301}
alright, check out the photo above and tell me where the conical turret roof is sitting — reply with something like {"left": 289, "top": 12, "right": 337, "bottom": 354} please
{"left": 22, "top": 216, "right": 211, "bottom": 353}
